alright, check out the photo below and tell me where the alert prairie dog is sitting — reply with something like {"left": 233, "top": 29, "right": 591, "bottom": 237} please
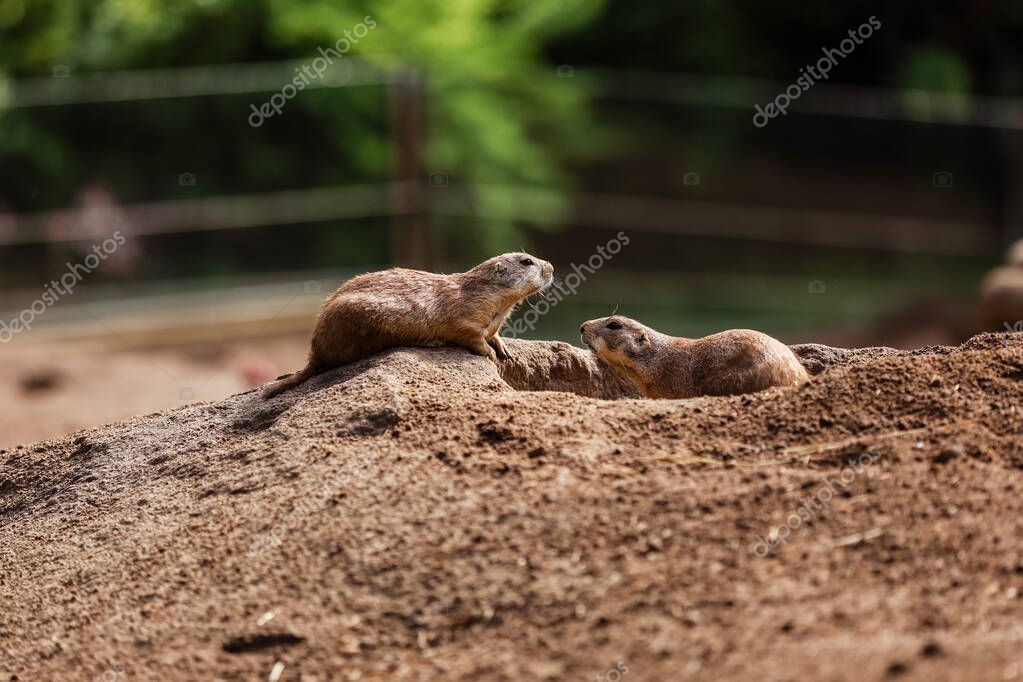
{"left": 980, "top": 239, "right": 1023, "bottom": 332}
{"left": 580, "top": 315, "right": 809, "bottom": 399}
{"left": 262, "top": 253, "right": 554, "bottom": 399}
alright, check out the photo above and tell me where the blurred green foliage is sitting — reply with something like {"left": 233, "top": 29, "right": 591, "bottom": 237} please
{"left": 0, "top": 0, "right": 606, "bottom": 264}
{"left": 0, "top": 0, "right": 1019, "bottom": 305}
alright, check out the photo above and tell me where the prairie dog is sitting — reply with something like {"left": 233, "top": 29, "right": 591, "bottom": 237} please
{"left": 580, "top": 316, "right": 808, "bottom": 399}
{"left": 980, "top": 239, "right": 1023, "bottom": 332}
{"left": 262, "top": 253, "right": 553, "bottom": 399}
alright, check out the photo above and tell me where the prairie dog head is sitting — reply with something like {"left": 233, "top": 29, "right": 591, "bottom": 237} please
{"left": 580, "top": 316, "right": 656, "bottom": 371}
{"left": 1008, "top": 239, "right": 1023, "bottom": 267}
{"left": 472, "top": 252, "right": 554, "bottom": 298}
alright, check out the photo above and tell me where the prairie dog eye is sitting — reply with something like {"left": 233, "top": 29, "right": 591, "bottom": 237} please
{"left": 606, "top": 321, "right": 623, "bottom": 330}
{"left": 520, "top": 258, "right": 534, "bottom": 266}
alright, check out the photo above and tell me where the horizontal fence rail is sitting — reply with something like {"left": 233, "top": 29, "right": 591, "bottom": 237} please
{"left": 0, "top": 182, "right": 990, "bottom": 255}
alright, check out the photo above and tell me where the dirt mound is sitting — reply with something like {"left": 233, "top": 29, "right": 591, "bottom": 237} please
{"left": 3, "top": 333, "right": 1023, "bottom": 681}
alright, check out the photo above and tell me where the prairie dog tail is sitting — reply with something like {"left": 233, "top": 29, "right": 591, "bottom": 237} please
{"left": 260, "top": 362, "right": 323, "bottom": 400}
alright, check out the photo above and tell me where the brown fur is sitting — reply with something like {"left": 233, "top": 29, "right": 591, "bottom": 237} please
{"left": 1009, "top": 239, "right": 1023, "bottom": 267}
{"left": 980, "top": 239, "right": 1023, "bottom": 332}
{"left": 580, "top": 316, "right": 809, "bottom": 399}
{"left": 262, "top": 253, "right": 554, "bottom": 399}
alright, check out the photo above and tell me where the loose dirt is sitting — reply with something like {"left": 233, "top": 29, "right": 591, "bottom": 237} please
{"left": 3, "top": 333, "right": 1023, "bottom": 681}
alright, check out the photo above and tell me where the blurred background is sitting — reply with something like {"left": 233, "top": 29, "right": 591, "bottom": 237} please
{"left": 2, "top": 0, "right": 1023, "bottom": 446}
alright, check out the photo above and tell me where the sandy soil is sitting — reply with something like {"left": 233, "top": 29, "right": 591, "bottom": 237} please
{"left": 0, "top": 337, "right": 307, "bottom": 449}
{"left": 2, "top": 333, "right": 1023, "bottom": 681}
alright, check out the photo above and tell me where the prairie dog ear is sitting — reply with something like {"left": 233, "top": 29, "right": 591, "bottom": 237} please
{"left": 635, "top": 333, "right": 647, "bottom": 343}
{"left": 495, "top": 262, "right": 506, "bottom": 273}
